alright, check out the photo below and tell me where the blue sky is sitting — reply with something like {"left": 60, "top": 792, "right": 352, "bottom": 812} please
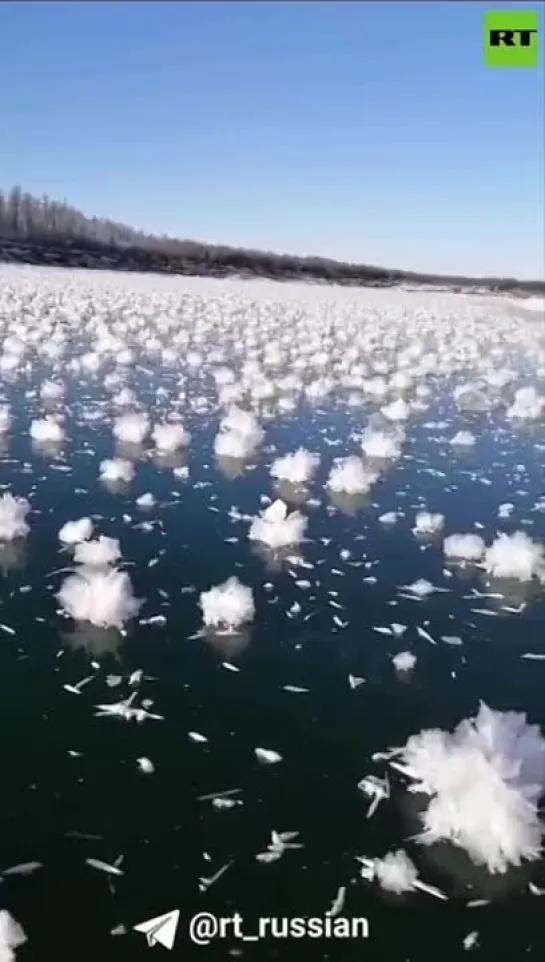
{"left": 0, "top": 2, "right": 543, "bottom": 278}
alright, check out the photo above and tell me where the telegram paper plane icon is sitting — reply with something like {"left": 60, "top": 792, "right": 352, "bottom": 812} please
{"left": 133, "top": 909, "right": 180, "bottom": 950}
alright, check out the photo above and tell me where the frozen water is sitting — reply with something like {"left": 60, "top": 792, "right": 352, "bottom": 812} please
{"left": 0, "top": 265, "right": 544, "bottom": 960}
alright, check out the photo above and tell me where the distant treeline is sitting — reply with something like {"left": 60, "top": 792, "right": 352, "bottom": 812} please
{"left": 0, "top": 186, "right": 543, "bottom": 293}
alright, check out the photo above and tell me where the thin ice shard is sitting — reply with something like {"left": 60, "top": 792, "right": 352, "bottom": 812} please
{"left": 86, "top": 857, "right": 124, "bottom": 877}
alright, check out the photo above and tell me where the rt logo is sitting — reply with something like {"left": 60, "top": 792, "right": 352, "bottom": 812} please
{"left": 484, "top": 10, "right": 540, "bottom": 66}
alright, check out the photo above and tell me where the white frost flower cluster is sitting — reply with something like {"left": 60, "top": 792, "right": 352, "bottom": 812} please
{"left": 270, "top": 448, "right": 319, "bottom": 486}
{"left": 0, "top": 910, "right": 27, "bottom": 962}
{"left": 152, "top": 421, "right": 191, "bottom": 452}
{"left": 506, "top": 386, "right": 545, "bottom": 421}
{"left": 483, "top": 531, "right": 545, "bottom": 582}
{"left": 248, "top": 499, "right": 307, "bottom": 549}
{"left": 113, "top": 412, "right": 150, "bottom": 445}
{"left": 381, "top": 397, "right": 410, "bottom": 422}
{"left": 397, "top": 702, "right": 545, "bottom": 874}
{"left": 199, "top": 575, "right": 255, "bottom": 632}
{"left": 392, "top": 651, "right": 417, "bottom": 672}
{"left": 40, "top": 379, "right": 64, "bottom": 401}
{"left": 374, "top": 849, "right": 419, "bottom": 893}
{"left": 30, "top": 416, "right": 65, "bottom": 444}
{"left": 56, "top": 530, "right": 141, "bottom": 630}
{"left": 443, "top": 533, "right": 485, "bottom": 562}
{"left": 327, "top": 456, "right": 378, "bottom": 494}
{"left": 0, "top": 493, "right": 31, "bottom": 542}
{"left": 0, "top": 405, "right": 10, "bottom": 434}
{"left": 73, "top": 535, "right": 122, "bottom": 567}
{"left": 361, "top": 427, "right": 403, "bottom": 461}
{"left": 58, "top": 517, "right": 93, "bottom": 546}
{"left": 99, "top": 458, "right": 135, "bottom": 484}
{"left": 413, "top": 511, "right": 444, "bottom": 536}
{"left": 214, "top": 406, "right": 264, "bottom": 460}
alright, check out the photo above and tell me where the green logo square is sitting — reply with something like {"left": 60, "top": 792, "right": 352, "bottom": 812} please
{"left": 484, "top": 10, "right": 540, "bottom": 66}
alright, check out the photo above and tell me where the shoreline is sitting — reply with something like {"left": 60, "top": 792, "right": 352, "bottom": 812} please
{"left": 1, "top": 238, "right": 543, "bottom": 297}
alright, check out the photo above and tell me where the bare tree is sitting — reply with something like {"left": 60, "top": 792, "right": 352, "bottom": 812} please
{"left": 0, "top": 184, "right": 541, "bottom": 293}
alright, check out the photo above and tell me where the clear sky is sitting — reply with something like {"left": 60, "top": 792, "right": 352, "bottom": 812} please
{"left": 0, "top": 1, "right": 543, "bottom": 278}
